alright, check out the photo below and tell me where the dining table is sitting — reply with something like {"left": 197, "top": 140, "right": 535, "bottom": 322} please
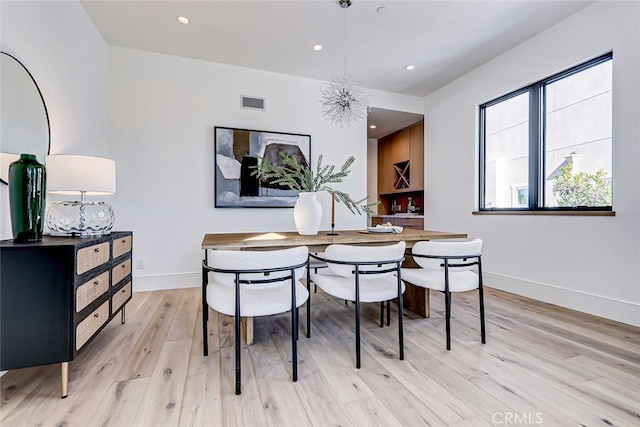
{"left": 201, "top": 228, "right": 468, "bottom": 344}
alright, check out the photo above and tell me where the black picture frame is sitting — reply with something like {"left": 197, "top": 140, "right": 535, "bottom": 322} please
{"left": 214, "top": 126, "right": 311, "bottom": 208}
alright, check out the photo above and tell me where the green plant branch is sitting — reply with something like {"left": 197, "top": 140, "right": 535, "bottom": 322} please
{"left": 251, "top": 153, "right": 378, "bottom": 215}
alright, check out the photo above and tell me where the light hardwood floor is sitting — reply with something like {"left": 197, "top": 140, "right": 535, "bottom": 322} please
{"left": 1, "top": 286, "right": 639, "bottom": 426}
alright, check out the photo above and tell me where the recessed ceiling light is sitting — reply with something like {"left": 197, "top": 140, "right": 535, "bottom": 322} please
{"left": 405, "top": 65, "right": 415, "bottom": 71}
{"left": 177, "top": 16, "right": 190, "bottom": 24}
{"left": 369, "top": 125, "right": 377, "bottom": 129}
{"left": 313, "top": 44, "right": 323, "bottom": 51}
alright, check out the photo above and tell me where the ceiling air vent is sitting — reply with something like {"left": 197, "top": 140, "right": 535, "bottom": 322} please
{"left": 241, "top": 95, "right": 266, "bottom": 111}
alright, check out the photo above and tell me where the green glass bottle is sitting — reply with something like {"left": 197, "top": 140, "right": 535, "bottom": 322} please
{"left": 8, "top": 154, "right": 46, "bottom": 242}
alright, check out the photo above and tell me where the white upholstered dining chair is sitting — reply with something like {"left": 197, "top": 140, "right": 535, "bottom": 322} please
{"left": 402, "top": 238, "right": 485, "bottom": 350}
{"left": 310, "top": 241, "right": 406, "bottom": 368}
{"left": 202, "top": 246, "right": 309, "bottom": 395}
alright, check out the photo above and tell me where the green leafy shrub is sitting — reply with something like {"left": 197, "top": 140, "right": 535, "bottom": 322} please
{"left": 552, "top": 164, "right": 611, "bottom": 207}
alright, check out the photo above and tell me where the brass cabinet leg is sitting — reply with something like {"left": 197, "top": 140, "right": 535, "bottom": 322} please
{"left": 61, "top": 362, "right": 69, "bottom": 398}
{"left": 121, "top": 306, "right": 126, "bottom": 324}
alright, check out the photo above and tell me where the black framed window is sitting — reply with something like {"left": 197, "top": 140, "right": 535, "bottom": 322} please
{"left": 479, "top": 52, "right": 613, "bottom": 211}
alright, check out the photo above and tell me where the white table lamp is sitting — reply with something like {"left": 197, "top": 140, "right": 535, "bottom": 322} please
{"left": 46, "top": 155, "right": 116, "bottom": 236}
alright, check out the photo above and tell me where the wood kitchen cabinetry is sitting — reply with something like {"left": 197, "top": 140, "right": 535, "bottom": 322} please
{"left": 0, "top": 232, "right": 133, "bottom": 397}
{"left": 378, "top": 121, "right": 424, "bottom": 214}
{"left": 409, "top": 122, "right": 424, "bottom": 192}
{"left": 377, "top": 136, "right": 395, "bottom": 195}
{"left": 391, "top": 128, "right": 411, "bottom": 164}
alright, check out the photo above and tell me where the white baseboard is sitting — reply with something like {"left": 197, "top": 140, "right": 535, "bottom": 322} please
{"left": 132, "top": 272, "right": 199, "bottom": 292}
{"left": 485, "top": 272, "right": 640, "bottom": 327}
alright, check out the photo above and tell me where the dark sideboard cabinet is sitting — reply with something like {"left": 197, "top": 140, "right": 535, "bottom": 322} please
{"left": 0, "top": 231, "right": 133, "bottom": 397}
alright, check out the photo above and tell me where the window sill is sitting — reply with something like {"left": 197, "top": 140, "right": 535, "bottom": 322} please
{"left": 472, "top": 210, "right": 615, "bottom": 216}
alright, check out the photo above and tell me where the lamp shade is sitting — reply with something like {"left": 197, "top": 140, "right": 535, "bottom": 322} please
{"left": 46, "top": 154, "right": 116, "bottom": 195}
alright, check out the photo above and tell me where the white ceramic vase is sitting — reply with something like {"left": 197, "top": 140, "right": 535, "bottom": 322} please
{"left": 293, "top": 191, "right": 322, "bottom": 235}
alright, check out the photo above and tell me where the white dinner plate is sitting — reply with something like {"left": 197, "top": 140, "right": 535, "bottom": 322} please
{"left": 367, "top": 227, "right": 394, "bottom": 233}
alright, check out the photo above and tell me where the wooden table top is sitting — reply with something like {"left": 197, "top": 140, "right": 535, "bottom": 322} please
{"left": 202, "top": 228, "right": 468, "bottom": 251}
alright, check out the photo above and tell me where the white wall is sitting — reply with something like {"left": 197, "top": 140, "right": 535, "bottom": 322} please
{"left": 0, "top": 1, "right": 108, "bottom": 240}
{"left": 424, "top": 1, "right": 640, "bottom": 326}
{"left": 108, "top": 47, "right": 422, "bottom": 290}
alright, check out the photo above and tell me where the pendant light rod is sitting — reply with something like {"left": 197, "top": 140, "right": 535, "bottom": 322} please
{"left": 320, "top": 0, "right": 368, "bottom": 128}
{"left": 339, "top": 0, "right": 352, "bottom": 74}
{"left": 343, "top": 2, "right": 347, "bottom": 74}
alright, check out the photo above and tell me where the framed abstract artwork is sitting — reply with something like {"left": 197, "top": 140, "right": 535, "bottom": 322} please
{"left": 214, "top": 126, "right": 311, "bottom": 208}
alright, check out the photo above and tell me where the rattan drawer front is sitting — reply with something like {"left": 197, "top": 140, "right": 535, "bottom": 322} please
{"left": 77, "top": 242, "right": 110, "bottom": 275}
{"left": 112, "top": 281, "right": 132, "bottom": 315}
{"left": 76, "top": 301, "right": 109, "bottom": 350}
{"left": 113, "top": 235, "right": 132, "bottom": 259}
{"left": 112, "top": 258, "right": 132, "bottom": 286}
{"left": 76, "top": 271, "right": 109, "bottom": 313}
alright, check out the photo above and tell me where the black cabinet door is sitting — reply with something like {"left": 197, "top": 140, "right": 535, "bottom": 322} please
{"left": 1, "top": 245, "right": 73, "bottom": 369}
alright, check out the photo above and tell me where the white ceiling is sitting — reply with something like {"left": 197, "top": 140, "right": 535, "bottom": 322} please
{"left": 367, "top": 107, "right": 423, "bottom": 139}
{"left": 81, "top": 0, "right": 593, "bottom": 137}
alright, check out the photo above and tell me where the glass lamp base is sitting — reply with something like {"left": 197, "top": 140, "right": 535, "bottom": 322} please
{"left": 46, "top": 201, "right": 115, "bottom": 237}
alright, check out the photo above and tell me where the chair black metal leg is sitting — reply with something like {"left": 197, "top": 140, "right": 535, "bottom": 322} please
{"left": 479, "top": 287, "right": 486, "bottom": 344}
{"left": 290, "top": 271, "right": 299, "bottom": 382}
{"left": 445, "top": 290, "right": 452, "bottom": 351}
{"left": 202, "top": 307, "right": 208, "bottom": 356}
{"left": 379, "top": 301, "right": 384, "bottom": 327}
{"left": 478, "top": 258, "right": 486, "bottom": 344}
{"left": 235, "top": 276, "right": 242, "bottom": 395}
{"left": 397, "top": 268, "right": 404, "bottom": 360}
{"left": 202, "top": 266, "right": 209, "bottom": 357}
{"left": 234, "top": 313, "right": 241, "bottom": 395}
{"left": 292, "top": 302, "right": 298, "bottom": 381}
{"left": 306, "top": 264, "right": 311, "bottom": 338}
{"left": 314, "top": 266, "right": 318, "bottom": 293}
{"left": 398, "top": 301, "right": 405, "bottom": 360}
{"left": 386, "top": 300, "right": 391, "bottom": 326}
{"left": 355, "top": 273, "right": 361, "bottom": 369}
{"left": 306, "top": 283, "right": 311, "bottom": 339}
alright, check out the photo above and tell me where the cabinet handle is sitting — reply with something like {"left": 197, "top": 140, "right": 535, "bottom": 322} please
{"left": 94, "top": 248, "right": 100, "bottom": 253}
{"left": 121, "top": 264, "right": 126, "bottom": 269}
{"left": 94, "top": 313, "right": 100, "bottom": 318}
{"left": 121, "top": 289, "right": 126, "bottom": 293}
{"left": 121, "top": 239, "right": 126, "bottom": 243}
{"left": 93, "top": 280, "right": 99, "bottom": 285}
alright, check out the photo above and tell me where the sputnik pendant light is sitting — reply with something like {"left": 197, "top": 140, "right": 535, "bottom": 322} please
{"left": 320, "top": 0, "right": 368, "bottom": 128}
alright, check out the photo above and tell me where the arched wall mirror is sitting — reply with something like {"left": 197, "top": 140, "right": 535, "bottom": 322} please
{"left": 0, "top": 52, "right": 51, "bottom": 184}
